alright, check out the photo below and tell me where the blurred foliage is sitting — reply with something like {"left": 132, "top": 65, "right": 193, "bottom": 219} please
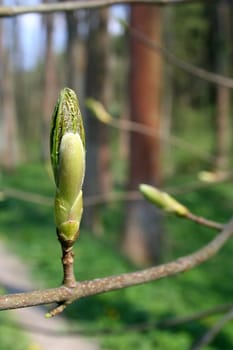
{"left": 7, "top": 2, "right": 232, "bottom": 167}
{"left": 0, "top": 304, "right": 30, "bottom": 350}
{"left": 0, "top": 162, "right": 233, "bottom": 349}
{"left": 172, "top": 3, "right": 212, "bottom": 107}
{"left": 0, "top": 2, "right": 233, "bottom": 349}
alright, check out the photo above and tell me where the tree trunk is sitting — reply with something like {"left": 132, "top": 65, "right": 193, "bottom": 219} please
{"left": 161, "top": 6, "right": 174, "bottom": 178}
{"left": 0, "top": 18, "right": 20, "bottom": 170}
{"left": 123, "top": 5, "right": 163, "bottom": 266}
{"left": 41, "top": 12, "right": 59, "bottom": 161}
{"left": 83, "top": 9, "right": 112, "bottom": 233}
{"left": 65, "top": 8, "right": 86, "bottom": 121}
{"left": 214, "top": 0, "right": 230, "bottom": 174}
{"left": 65, "top": 11, "right": 78, "bottom": 90}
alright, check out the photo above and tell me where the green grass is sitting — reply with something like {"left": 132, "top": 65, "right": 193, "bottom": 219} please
{"left": 0, "top": 163, "right": 233, "bottom": 349}
{"left": 0, "top": 306, "right": 30, "bottom": 350}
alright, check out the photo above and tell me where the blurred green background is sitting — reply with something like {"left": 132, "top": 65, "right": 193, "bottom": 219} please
{"left": 0, "top": 1, "right": 233, "bottom": 349}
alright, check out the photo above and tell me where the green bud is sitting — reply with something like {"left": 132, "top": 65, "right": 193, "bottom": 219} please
{"left": 85, "top": 98, "right": 113, "bottom": 124}
{"left": 139, "top": 184, "right": 189, "bottom": 217}
{"left": 50, "top": 88, "right": 85, "bottom": 243}
{"left": 50, "top": 87, "right": 85, "bottom": 185}
{"left": 55, "top": 190, "right": 83, "bottom": 242}
{"left": 57, "top": 132, "right": 85, "bottom": 205}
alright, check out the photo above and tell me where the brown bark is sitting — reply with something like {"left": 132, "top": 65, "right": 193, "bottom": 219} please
{"left": 129, "top": 5, "right": 162, "bottom": 186}
{"left": 123, "top": 5, "right": 163, "bottom": 265}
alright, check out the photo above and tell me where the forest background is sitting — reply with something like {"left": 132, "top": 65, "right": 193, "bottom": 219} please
{"left": 0, "top": 0, "right": 233, "bottom": 349}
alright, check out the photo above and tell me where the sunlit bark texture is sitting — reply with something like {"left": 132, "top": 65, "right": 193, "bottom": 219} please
{"left": 123, "top": 4, "right": 163, "bottom": 265}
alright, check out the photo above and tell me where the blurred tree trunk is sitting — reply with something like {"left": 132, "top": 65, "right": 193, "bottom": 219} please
{"left": 83, "top": 9, "right": 112, "bottom": 233}
{"left": 214, "top": 0, "right": 230, "bottom": 174}
{"left": 161, "top": 6, "right": 174, "bottom": 178}
{"left": 41, "top": 11, "right": 59, "bottom": 161}
{"left": 12, "top": 16, "right": 27, "bottom": 161}
{"left": 66, "top": 11, "right": 78, "bottom": 89}
{"left": 65, "top": 7, "right": 86, "bottom": 120}
{"left": 123, "top": 5, "right": 163, "bottom": 265}
{"left": 0, "top": 18, "right": 20, "bottom": 170}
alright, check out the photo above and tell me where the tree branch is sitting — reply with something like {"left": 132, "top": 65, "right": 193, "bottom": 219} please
{"left": 161, "top": 303, "right": 233, "bottom": 328}
{"left": 192, "top": 307, "right": 233, "bottom": 350}
{"left": 0, "top": 0, "right": 201, "bottom": 18}
{"left": 186, "top": 212, "right": 224, "bottom": 231}
{"left": 114, "top": 117, "right": 215, "bottom": 164}
{"left": 3, "top": 172, "right": 233, "bottom": 209}
{"left": 0, "top": 218, "right": 233, "bottom": 314}
{"left": 4, "top": 302, "right": 233, "bottom": 336}
{"left": 127, "top": 24, "right": 233, "bottom": 89}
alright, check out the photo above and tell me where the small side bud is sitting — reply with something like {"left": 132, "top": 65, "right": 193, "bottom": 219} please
{"left": 198, "top": 170, "right": 227, "bottom": 183}
{"left": 86, "top": 98, "right": 113, "bottom": 124}
{"left": 139, "top": 184, "right": 189, "bottom": 217}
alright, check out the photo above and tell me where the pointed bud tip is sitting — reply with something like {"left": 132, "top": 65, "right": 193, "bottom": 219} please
{"left": 50, "top": 87, "right": 85, "bottom": 182}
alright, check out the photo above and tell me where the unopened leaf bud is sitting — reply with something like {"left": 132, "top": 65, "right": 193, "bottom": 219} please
{"left": 50, "top": 88, "right": 85, "bottom": 243}
{"left": 86, "top": 98, "right": 113, "bottom": 124}
{"left": 139, "top": 184, "right": 189, "bottom": 217}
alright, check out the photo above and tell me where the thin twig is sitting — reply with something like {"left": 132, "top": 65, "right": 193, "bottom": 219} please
{"left": 126, "top": 24, "right": 233, "bottom": 89}
{"left": 161, "top": 303, "right": 233, "bottom": 328}
{"left": 46, "top": 301, "right": 70, "bottom": 318}
{"left": 3, "top": 170, "right": 233, "bottom": 208}
{"left": 0, "top": 218, "right": 232, "bottom": 314}
{"left": 168, "top": 173, "right": 233, "bottom": 195}
{"left": 0, "top": 0, "right": 199, "bottom": 18}
{"left": 113, "top": 118, "right": 215, "bottom": 165}
{"left": 186, "top": 212, "right": 224, "bottom": 231}
{"left": 192, "top": 307, "right": 233, "bottom": 350}
{"left": 1, "top": 185, "right": 229, "bottom": 232}
{"left": 3, "top": 187, "right": 53, "bottom": 206}
{"left": 3, "top": 302, "right": 233, "bottom": 336}
{"left": 86, "top": 97, "right": 216, "bottom": 164}
{"left": 84, "top": 190, "right": 140, "bottom": 206}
